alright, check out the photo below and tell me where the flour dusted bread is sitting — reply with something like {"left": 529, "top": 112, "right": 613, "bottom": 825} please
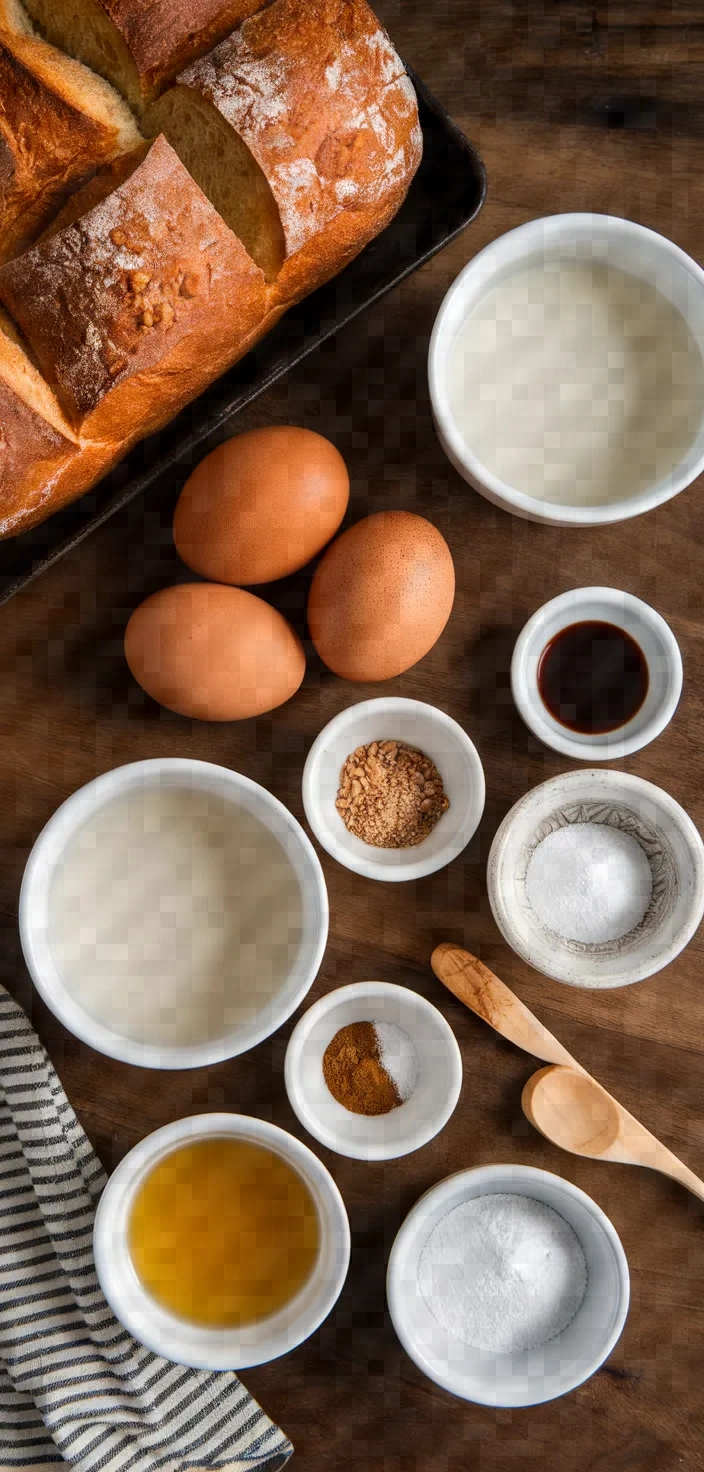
{"left": 0, "top": 310, "right": 99, "bottom": 536}
{"left": 0, "top": 0, "right": 423, "bottom": 538}
{"left": 20, "top": 0, "right": 267, "bottom": 109}
{"left": 0, "top": 136, "right": 270, "bottom": 441}
{"left": 0, "top": 0, "right": 141, "bottom": 262}
{"left": 150, "top": 0, "right": 423, "bottom": 301}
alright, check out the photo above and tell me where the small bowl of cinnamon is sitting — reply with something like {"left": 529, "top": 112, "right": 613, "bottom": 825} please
{"left": 284, "top": 981, "right": 463, "bottom": 1161}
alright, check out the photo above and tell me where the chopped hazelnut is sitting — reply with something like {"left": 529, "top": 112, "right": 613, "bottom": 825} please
{"left": 139, "top": 309, "right": 154, "bottom": 328}
{"left": 110, "top": 228, "right": 127, "bottom": 246}
{"left": 130, "top": 270, "right": 151, "bottom": 294}
{"left": 336, "top": 741, "right": 449, "bottom": 848}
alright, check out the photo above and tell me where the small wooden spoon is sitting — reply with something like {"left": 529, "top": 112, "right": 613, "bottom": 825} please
{"left": 523, "top": 1064, "right": 704, "bottom": 1205}
{"left": 431, "top": 942, "right": 588, "bottom": 1074}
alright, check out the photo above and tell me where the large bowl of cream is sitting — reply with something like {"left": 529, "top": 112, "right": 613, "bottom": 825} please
{"left": 429, "top": 213, "right": 704, "bottom": 525}
{"left": 20, "top": 758, "right": 329, "bottom": 1068}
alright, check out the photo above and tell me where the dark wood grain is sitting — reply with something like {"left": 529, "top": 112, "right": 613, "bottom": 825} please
{"left": 1, "top": 2, "right": 704, "bottom": 1467}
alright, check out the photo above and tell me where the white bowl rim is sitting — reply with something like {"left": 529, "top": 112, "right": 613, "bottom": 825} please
{"left": 510, "top": 586, "right": 684, "bottom": 760}
{"left": 487, "top": 768, "right": 704, "bottom": 987}
{"left": 284, "top": 980, "right": 463, "bottom": 1160}
{"left": 429, "top": 211, "right": 704, "bottom": 526}
{"left": 19, "top": 757, "right": 329, "bottom": 1069}
{"left": 93, "top": 1112, "right": 351, "bottom": 1370}
{"left": 302, "top": 697, "right": 486, "bottom": 882}
{"left": 386, "top": 1162, "right": 630, "bottom": 1408}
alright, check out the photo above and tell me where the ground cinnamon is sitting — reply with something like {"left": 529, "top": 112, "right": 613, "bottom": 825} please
{"left": 322, "top": 1021, "right": 402, "bottom": 1116}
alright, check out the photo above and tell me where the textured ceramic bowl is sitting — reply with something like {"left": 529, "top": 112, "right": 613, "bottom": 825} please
{"left": 487, "top": 770, "right": 704, "bottom": 987}
{"left": 302, "top": 697, "right": 485, "bottom": 882}
{"left": 20, "top": 758, "right": 329, "bottom": 1068}
{"left": 94, "top": 1113, "right": 351, "bottom": 1370}
{"left": 511, "top": 586, "right": 683, "bottom": 761}
{"left": 387, "top": 1163, "right": 630, "bottom": 1408}
{"left": 284, "top": 981, "right": 462, "bottom": 1161}
{"left": 429, "top": 213, "right": 704, "bottom": 526}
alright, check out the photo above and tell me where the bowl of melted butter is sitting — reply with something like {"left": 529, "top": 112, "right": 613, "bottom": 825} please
{"left": 94, "top": 1113, "right": 350, "bottom": 1369}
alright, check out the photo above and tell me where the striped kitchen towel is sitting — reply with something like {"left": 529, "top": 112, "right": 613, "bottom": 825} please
{"left": 0, "top": 985, "right": 293, "bottom": 1472}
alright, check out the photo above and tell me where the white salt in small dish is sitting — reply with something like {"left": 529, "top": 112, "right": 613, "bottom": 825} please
{"left": 387, "top": 1163, "right": 630, "bottom": 1408}
{"left": 284, "top": 981, "right": 462, "bottom": 1161}
{"left": 511, "top": 586, "right": 683, "bottom": 761}
{"left": 487, "top": 769, "right": 704, "bottom": 988}
{"left": 302, "top": 697, "right": 485, "bottom": 882}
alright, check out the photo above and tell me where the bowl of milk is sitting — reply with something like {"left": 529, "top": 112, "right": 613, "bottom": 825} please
{"left": 430, "top": 213, "right": 704, "bottom": 525}
{"left": 19, "top": 758, "right": 328, "bottom": 1068}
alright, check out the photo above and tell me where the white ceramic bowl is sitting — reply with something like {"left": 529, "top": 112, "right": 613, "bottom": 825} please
{"left": 429, "top": 212, "right": 704, "bottom": 526}
{"left": 284, "top": 981, "right": 462, "bottom": 1161}
{"left": 511, "top": 586, "right": 683, "bottom": 761}
{"left": 487, "top": 770, "right": 704, "bottom": 988}
{"left": 302, "top": 698, "right": 485, "bottom": 882}
{"left": 387, "top": 1163, "right": 630, "bottom": 1408}
{"left": 93, "top": 1113, "right": 350, "bottom": 1370}
{"left": 19, "top": 758, "right": 328, "bottom": 1068}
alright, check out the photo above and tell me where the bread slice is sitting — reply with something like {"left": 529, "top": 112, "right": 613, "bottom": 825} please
{"left": 0, "top": 307, "right": 79, "bottom": 535}
{"left": 149, "top": 0, "right": 423, "bottom": 303}
{"left": 20, "top": 0, "right": 268, "bottom": 109}
{"left": 0, "top": 136, "right": 270, "bottom": 443}
{"left": 0, "top": 0, "right": 141, "bottom": 262}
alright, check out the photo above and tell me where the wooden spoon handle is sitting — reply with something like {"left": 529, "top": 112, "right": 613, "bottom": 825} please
{"left": 654, "top": 1156, "right": 704, "bottom": 1205}
{"left": 431, "top": 943, "right": 586, "bottom": 1073}
{"left": 613, "top": 1104, "right": 704, "bottom": 1205}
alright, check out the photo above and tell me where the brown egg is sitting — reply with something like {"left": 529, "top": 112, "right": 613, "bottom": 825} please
{"left": 307, "top": 511, "right": 455, "bottom": 681}
{"left": 124, "top": 583, "right": 305, "bottom": 720}
{"left": 173, "top": 426, "right": 349, "bottom": 585}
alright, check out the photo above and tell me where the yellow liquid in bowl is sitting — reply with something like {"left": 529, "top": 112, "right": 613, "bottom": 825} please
{"left": 128, "top": 1137, "right": 320, "bottom": 1328}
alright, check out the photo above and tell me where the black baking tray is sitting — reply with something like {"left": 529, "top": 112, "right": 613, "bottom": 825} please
{"left": 0, "top": 70, "right": 486, "bottom": 604}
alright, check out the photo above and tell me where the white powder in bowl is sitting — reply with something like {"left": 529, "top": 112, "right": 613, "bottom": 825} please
{"left": 418, "top": 1193, "right": 587, "bottom": 1355}
{"left": 525, "top": 822, "right": 653, "bottom": 944}
{"left": 373, "top": 1020, "right": 418, "bottom": 1101}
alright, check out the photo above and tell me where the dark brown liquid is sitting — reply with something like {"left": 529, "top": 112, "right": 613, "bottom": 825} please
{"left": 537, "top": 620, "right": 649, "bottom": 735}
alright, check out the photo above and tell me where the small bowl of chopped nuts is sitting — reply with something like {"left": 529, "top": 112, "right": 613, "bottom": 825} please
{"left": 302, "top": 697, "right": 485, "bottom": 881}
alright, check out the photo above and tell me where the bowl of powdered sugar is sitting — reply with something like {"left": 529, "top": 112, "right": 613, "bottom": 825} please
{"left": 487, "top": 769, "right": 704, "bottom": 987}
{"left": 387, "top": 1164, "right": 630, "bottom": 1407}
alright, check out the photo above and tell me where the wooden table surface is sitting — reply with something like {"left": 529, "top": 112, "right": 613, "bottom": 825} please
{"left": 2, "top": 2, "right": 704, "bottom": 1468}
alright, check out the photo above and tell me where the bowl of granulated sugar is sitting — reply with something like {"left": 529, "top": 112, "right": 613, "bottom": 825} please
{"left": 387, "top": 1163, "right": 630, "bottom": 1407}
{"left": 487, "top": 768, "right": 704, "bottom": 987}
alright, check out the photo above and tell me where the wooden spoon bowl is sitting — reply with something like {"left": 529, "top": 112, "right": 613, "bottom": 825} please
{"left": 523, "top": 1064, "right": 704, "bottom": 1205}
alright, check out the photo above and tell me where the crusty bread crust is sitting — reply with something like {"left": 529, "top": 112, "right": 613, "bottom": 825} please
{"left": 173, "top": 0, "right": 422, "bottom": 305}
{"left": 21, "top": 0, "right": 269, "bottom": 106}
{"left": 0, "top": 136, "right": 269, "bottom": 439}
{"left": 0, "top": 1, "right": 422, "bottom": 539}
{"left": 0, "top": 2, "right": 141, "bottom": 262}
{"left": 0, "top": 319, "right": 80, "bottom": 536}
{"left": 101, "top": 0, "right": 268, "bottom": 101}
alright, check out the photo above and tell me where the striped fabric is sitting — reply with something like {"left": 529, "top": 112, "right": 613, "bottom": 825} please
{"left": 0, "top": 986, "right": 293, "bottom": 1472}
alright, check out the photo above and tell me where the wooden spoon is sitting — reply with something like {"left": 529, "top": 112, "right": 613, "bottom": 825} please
{"left": 523, "top": 1064, "right": 704, "bottom": 1205}
{"left": 431, "top": 942, "right": 588, "bottom": 1074}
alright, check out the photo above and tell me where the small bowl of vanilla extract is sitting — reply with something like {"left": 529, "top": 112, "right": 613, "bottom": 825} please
{"left": 511, "top": 587, "right": 683, "bottom": 761}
